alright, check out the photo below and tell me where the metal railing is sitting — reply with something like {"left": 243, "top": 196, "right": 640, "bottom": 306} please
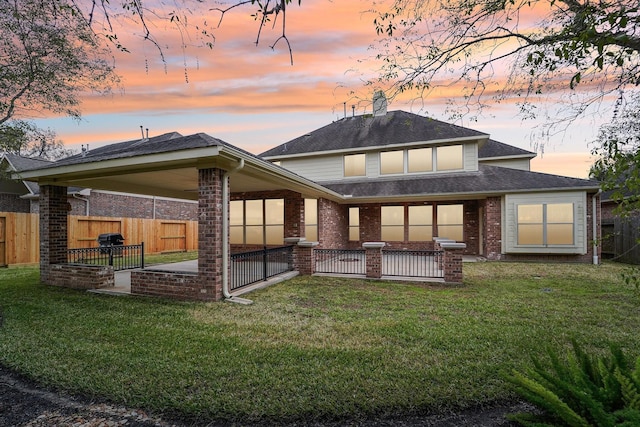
{"left": 314, "top": 249, "right": 366, "bottom": 275}
{"left": 382, "top": 249, "right": 443, "bottom": 278}
{"left": 230, "top": 246, "right": 293, "bottom": 291}
{"left": 67, "top": 243, "right": 145, "bottom": 271}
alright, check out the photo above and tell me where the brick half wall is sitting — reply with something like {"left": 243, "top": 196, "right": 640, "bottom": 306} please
{"left": 47, "top": 264, "right": 114, "bottom": 289}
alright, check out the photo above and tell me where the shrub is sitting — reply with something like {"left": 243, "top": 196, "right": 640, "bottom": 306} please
{"left": 505, "top": 340, "right": 640, "bottom": 426}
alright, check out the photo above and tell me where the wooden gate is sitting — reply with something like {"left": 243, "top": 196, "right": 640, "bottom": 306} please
{"left": 0, "top": 217, "right": 6, "bottom": 267}
{"left": 160, "top": 222, "right": 187, "bottom": 253}
{"left": 71, "top": 219, "right": 122, "bottom": 248}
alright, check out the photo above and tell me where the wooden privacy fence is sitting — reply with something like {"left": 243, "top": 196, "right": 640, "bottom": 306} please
{"left": 601, "top": 216, "right": 640, "bottom": 264}
{"left": 0, "top": 212, "right": 198, "bottom": 266}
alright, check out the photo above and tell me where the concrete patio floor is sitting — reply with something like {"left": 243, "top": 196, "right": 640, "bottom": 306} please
{"left": 90, "top": 260, "right": 298, "bottom": 298}
{"left": 89, "top": 255, "right": 483, "bottom": 298}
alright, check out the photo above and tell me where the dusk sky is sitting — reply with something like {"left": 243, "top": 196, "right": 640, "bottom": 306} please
{"left": 32, "top": 0, "right": 602, "bottom": 178}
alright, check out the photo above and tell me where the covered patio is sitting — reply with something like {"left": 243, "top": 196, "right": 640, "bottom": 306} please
{"left": 18, "top": 132, "right": 341, "bottom": 301}
{"left": 18, "top": 132, "right": 467, "bottom": 302}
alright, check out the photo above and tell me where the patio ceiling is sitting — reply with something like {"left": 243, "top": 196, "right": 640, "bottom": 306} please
{"left": 17, "top": 145, "right": 344, "bottom": 202}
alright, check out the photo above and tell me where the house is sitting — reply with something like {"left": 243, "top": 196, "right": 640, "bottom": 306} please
{"left": 261, "top": 107, "right": 601, "bottom": 263}
{"left": 16, "top": 107, "right": 601, "bottom": 301}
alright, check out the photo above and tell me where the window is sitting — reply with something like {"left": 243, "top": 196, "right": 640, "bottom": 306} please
{"left": 437, "top": 204, "right": 463, "bottom": 241}
{"left": 349, "top": 207, "right": 359, "bottom": 241}
{"left": 305, "top": 198, "right": 318, "bottom": 242}
{"left": 408, "top": 205, "right": 433, "bottom": 241}
{"left": 344, "top": 153, "right": 366, "bottom": 177}
{"left": 517, "top": 203, "right": 574, "bottom": 245}
{"left": 381, "top": 206, "right": 405, "bottom": 241}
{"left": 380, "top": 150, "right": 404, "bottom": 175}
{"left": 229, "top": 199, "right": 284, "bottom": 245}
{"left": 230, "top": 200, "right": 244, "bottom": 244}
{"left": 436, "top": 145, "right": 463, "bottom": 171}
{"left": 407, "top": 147, "right": 433, "bottom": 173}
{"left": 265, "top": 199, "right": 285, "bottom": 245}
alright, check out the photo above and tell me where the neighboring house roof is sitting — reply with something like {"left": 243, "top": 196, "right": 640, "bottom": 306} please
{"left": 260, "top": 110, "right": 489, "bottom": 158}
{"left": 20, "top": 132, "right": 186, "bottom": 170}
{"left": 1, "top": 152, "right": 53, "bottom": 195}
{"left": 478, "top": 139, "right": 536, "bottom": 160}
{"left": 320, "top": 165, "right": 599, "bottom": 201}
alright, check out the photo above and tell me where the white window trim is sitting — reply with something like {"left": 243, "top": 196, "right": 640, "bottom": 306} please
{"left": 504, "top": 192, "right": 587, "bottom": 255}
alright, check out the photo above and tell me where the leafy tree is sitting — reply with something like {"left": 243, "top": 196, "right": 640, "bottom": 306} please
{"left": 591, "top": 92, "right": 640, "bottom": 213}
{"left": 366, "top": 0, "right": 639, "bottom": 135}
{"left": 0, "top": 121, "right": 73, "bottom": 161}
{"left": 0, "top": 0, "right": 119, "bottom": 124}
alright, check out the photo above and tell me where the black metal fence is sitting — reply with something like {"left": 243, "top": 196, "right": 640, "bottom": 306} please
{"left": 67, "top": 243, "right": 145, "bottom": 271}
{"left": 230, "top": 246, "right": 293, "bottom": 291}
{"left": 382, "top": 249, "right": 444, "bottom": 278}
{"left": 314, "top": 249, "right": 366, "bottom": 275}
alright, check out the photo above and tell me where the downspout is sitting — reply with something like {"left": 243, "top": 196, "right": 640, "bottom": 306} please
{"left": 592, "top": 189, "right": 602, "bottom": 265}
{"left": 222, "top": 159, "right": 248, "bottom": 302}
{"left": 73, "top": 193, "right": 90, "bottom": 216}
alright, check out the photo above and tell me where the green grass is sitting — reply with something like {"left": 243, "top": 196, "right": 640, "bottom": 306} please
{"left": 0, "top": 261, "right": 638, "bottom": 423}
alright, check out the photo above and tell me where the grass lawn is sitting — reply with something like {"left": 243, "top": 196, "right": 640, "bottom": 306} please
{"left": 0, "top": 260, "right": 638, "bottom": 424}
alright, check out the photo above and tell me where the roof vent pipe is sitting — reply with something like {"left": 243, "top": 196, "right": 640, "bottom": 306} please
{"left": 140, "top": 125, "right": 144, "bottom": 139}
{"left": 352, "top": 105, "right": 355, "bottom": 117}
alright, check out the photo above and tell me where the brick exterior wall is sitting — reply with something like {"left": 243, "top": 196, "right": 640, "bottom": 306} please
{"left": 318, "top": 198, "right": 348, "bottom": 248}
{"left": 358, "top": 204, "right": 381, "bottom": 247}
{"left": 0, "top": 193, "right": 30, "bottom": 213}
{"left": 47, "top": 264, "right": 114, "bottom": 289}
{"left": 285, "top": 192, "right": 304, "bottom": 239}
{"left": 483, "top": 197, "right": 503, "bottom": 260}
{"left": 463, "top": 200, "right": 479, "bottom": 255}
{"left": 31, "top": 191, "right": 197, "bottom": 220}
{"left": 39, "top": 185, "right": 68, "bottom": 284}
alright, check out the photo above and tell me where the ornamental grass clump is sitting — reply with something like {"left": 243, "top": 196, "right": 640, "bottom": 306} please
{"left": 505, "top": 340, "right": 640, "bottom": 427}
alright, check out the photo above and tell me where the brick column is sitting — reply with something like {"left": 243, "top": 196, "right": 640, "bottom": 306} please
{"left": 484, "top": 197, "right": 502, "bottom": 260}
{"left": 295, "top": 241, "right": 317, "bottom": 275}
{"left": 198, "top": 168, "right": 225, "bottom": 301}
{"left": 441, "top": 242, "right": 466, "bottom": 284}
{"left": 39, "top": 185, "right": 68, "bottom": 284}
{"left": 285, "top": 193, "right": 304, "bottom": 239}
{"left": 363, "top": 242, "right": 385, "bottom": 279}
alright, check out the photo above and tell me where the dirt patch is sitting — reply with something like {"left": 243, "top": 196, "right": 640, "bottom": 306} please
{"left": 1, "top": 365, "right": 531, "bottom": 426}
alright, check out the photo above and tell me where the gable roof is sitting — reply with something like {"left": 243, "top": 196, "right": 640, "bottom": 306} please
{"left": 478, "top": 139, "right": 536, "bottom": 160}
{"left": 320, "top": 165, "right": 599, "bottom": 202}
{"left": 1, "top": 152, "right": 52, "bottom": 172}
{"left": 17, "top": 132, "right": 344, "bottom": 201}
{"left": 1, "top": 152, "right": 54, "bottom": 195}
{"left": 260, "top": 110, "right": 489, "bottom": 158}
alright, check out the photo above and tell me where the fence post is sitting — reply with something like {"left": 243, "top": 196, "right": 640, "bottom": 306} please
{"left": 440, "top": 242, "right": 466, "bottom": 284}
{"left": 363, "top": 242, "right": 385, "bottom": 279}
{"left": 108, "top": 247, "right": 114, "bottom": 266}
{"left": 295, "top": 241, "right": 318, "bottom": 275}
{"left": 141, "top": 242, "right": 145, "bottom": 269}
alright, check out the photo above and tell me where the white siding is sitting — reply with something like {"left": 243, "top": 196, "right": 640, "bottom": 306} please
{"left": 480, "top": 158, "right": 531, "bottom": 171}
{"left": 463, "top": 143, "right": 478, "bottom": 171}
{"left": 280, "top": 155, "right": 346, "bottom": 181}
{"left": 504, "top": 192, "right": 587, "bottom": 254}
